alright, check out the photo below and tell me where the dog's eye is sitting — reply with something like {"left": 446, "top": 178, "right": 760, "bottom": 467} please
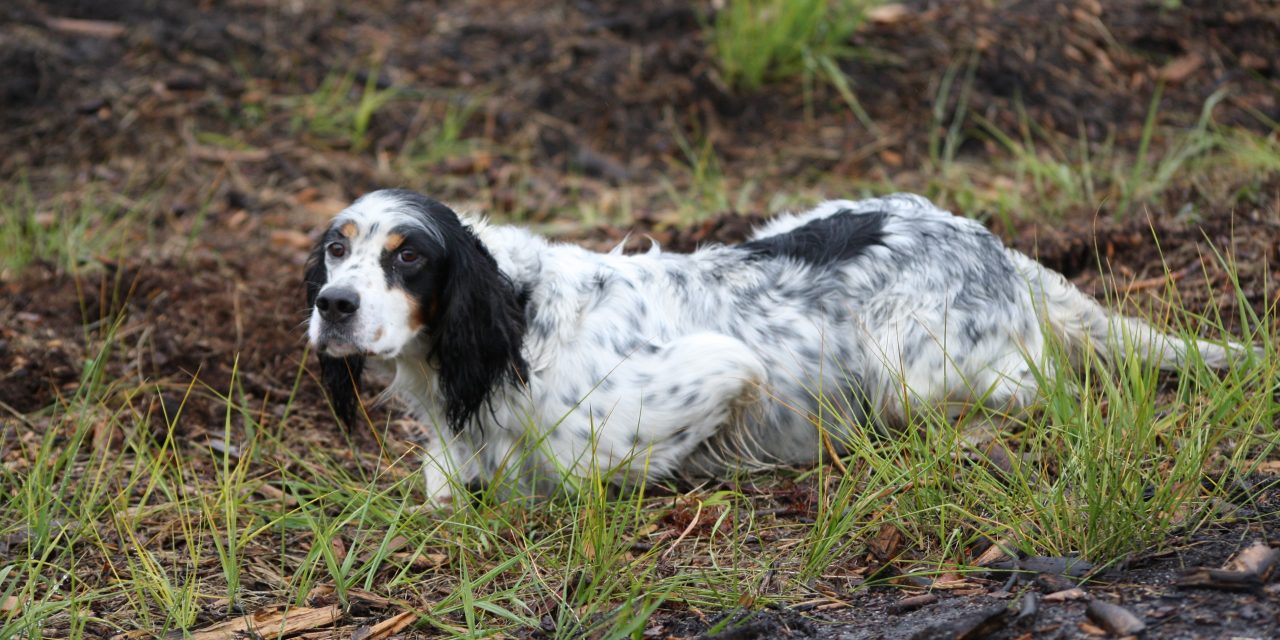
{"left": 327, "top": 242, "right": 347, "bottom": 259}
{"left": 398, "top": 248, "right": 420, "bottom": 264}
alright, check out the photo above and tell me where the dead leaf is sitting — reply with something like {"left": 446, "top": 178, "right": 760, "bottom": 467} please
{"left": 1240, "top": 52, "right": 1269, "bottom": 70}
{"left": 1077, "top": 621, "right": 1109, "bottom": 637}
{"left": 869, "top": 523, "right": 903, "bottom": 561}
{"left": 397, "top": 550, "right": 448, "bottom": 570}
{"left": 306, "top": 584, "right": 336, "bottom": 604}
{"left": 191, "top": 145, "right": 271, "bottom": 163}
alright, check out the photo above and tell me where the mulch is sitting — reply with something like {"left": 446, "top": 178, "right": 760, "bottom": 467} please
{"left": 1, "top": 0, "right": 1279, "bottom": 637}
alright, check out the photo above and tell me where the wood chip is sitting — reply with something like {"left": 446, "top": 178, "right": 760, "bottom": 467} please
{"left": 974, "top": 539, "right": 1017, "bottom": 567}
{"left": 1177, "top": 567, "right": 1263, "bottom": 591}
{"left": 1086, "top": 599, "right": 1146, "bottom": 636}
{"left": 1224, "top": 541, "right": 1279, "bottom": 580}
{"left": 888, "top": 592, "right": 938, "bottom": 614}
{"left": 1178, "top": 541, "right": 1278, "bottom": 591}
{"left": 1042, "top": 587, "right": 1089, "bottom": 602}
{"left": 1157, "top": 53, "right": 1204, "bottom": 83}
{"left": 186, "top": 605, "right": 342, "bottom": 640}
{"left": 45, "top": 17, "right": 127, "bottom": 38}
{"left": 190, "top": 145, "right": 272, "bottom": 163}
{"left": 269, "top": 229, "right": 313, "bottom": 252}
{"left": 352, "top": 610, "right": 416, "bottom": 640}
{"left": 867, "top": 4, "right": 911, "bottom": 24}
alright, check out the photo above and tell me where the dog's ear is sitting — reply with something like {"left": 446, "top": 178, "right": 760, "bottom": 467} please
{"left": 305, "top": 237, "right": 365, "bottom": 428}
{"left": 432, "top": 228, "right": 527, "bottom": 432}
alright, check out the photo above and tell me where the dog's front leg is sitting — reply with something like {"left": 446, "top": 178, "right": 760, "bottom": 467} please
{"left": 419, "top": 427, "right": 482, "bottom": 508}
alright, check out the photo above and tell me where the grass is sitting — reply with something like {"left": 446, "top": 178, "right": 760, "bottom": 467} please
{"left": 2, "top": 235, "right": 1276, "bottom": 638}
{"left": 711, "top": 0, "right": 870, "bottom": 91}
{"left": 656, "top": 109, "right": 761, "bottom": 224}
{"left": 284, "top": 65, "right": 401, "bottom": 151}
{"left": 0, "top": 182, "right": 150, "bottom": 278}
{"left": 398, "top": 97, "right": 484, "bottom": 171}
{"left": 919, "top": 67, "right": 1280, "bottom": 222}
{"left": 710, "top": 0, "right": 879, "bottom": 129}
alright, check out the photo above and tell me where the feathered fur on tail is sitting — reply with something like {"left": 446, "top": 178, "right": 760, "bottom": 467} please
{"left": 1007, "top": 250, "right": 1257, "bottom": 370}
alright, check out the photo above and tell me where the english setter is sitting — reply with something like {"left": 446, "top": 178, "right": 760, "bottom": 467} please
{"left": 305, "top": 189, "right": 1248, "bottom": 503}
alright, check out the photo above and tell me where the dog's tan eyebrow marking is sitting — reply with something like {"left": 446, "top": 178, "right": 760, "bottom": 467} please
{"left": 384, "top": 232, "right": 406, "bottom": 252}
{"left": 339, "top": 222, "right": 358, "bottom": 239}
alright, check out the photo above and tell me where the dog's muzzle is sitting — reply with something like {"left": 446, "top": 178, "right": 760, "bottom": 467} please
{"left": 314, "top": 286, "right": 361, "bottom": 353}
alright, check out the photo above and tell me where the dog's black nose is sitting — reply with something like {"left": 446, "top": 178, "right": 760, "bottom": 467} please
{"left": 316, "top": 287, "right": 360, "bottom": 323}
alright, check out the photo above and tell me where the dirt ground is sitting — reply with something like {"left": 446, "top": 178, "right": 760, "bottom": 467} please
{"left": 2, "top": 0, "right": 1279, "bottom": 638}
{"left": 648, "top": 480, "right": 1280, "bottom": 639}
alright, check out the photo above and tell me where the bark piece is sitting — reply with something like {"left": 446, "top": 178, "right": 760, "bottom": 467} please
{"left": 1086, "top": 599, "right": 1146, "bottom": 636}
{"left": 889, "top": 593, "right": 938, "bottom": 614}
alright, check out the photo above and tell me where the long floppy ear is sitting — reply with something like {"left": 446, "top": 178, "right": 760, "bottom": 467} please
{"left": 305, "top": 239, "right": 365, "bottom": 428}
{"left": 432, "top": 228, "right": 528, "bottom": 432}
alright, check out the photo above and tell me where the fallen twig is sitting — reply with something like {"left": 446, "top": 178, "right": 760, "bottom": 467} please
{"left": 45, "top": 17, "right": 127, "bottom": 38}
{"left": 888, "top": 593, "right": 938, "bottom": 614}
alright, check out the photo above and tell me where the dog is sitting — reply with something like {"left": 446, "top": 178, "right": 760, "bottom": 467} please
{"left": 305, "top": 189, "right": 1249, "bottom": 504}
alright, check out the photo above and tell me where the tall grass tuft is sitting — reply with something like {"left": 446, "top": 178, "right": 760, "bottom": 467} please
{"left": 711, "top": 0, "right": 879, "bottom": 130}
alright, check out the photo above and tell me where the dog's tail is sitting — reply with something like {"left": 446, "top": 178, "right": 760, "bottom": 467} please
{"left": 1006, "top": 250, "right": 1256, "bottom": 370}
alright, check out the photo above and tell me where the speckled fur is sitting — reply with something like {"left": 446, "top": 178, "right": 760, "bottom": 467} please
{"left": 306, "top": 190, "right": 1249, "bottom": 504}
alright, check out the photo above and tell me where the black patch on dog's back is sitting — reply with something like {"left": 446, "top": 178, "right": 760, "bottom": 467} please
{"left": 741, "top": 210, "right": 888, "bottom": 267}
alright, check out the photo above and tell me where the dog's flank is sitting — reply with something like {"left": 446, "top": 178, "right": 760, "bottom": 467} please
{"left": 303, "top": 190, "right": 1257, "bottom": 504}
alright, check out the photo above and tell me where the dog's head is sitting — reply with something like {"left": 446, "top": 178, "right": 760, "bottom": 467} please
{"left": 304, "top": 189, "right": 527, "bottom": 430}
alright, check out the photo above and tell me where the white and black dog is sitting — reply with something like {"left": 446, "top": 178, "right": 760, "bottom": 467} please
{"left": 305, "top": 189, "right": 1248, "bottom": 503}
